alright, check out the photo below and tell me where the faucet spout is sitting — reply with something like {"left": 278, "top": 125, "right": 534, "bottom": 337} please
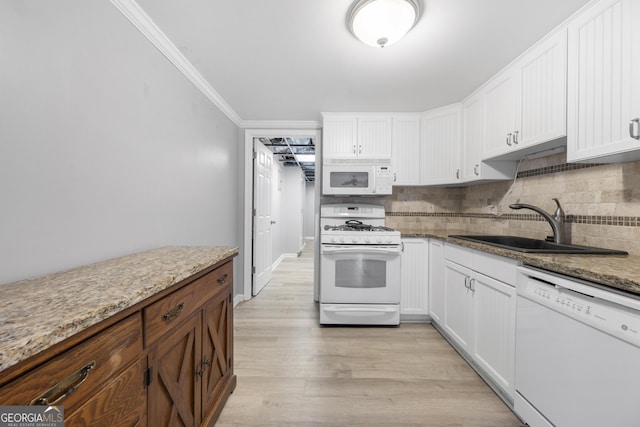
{"left": 509, "top": 199, "right": 567, "bottom": 244}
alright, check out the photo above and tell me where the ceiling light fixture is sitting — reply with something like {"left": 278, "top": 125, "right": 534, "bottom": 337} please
{"left": 348, "top": 0, "right": 420, "bottom": 48}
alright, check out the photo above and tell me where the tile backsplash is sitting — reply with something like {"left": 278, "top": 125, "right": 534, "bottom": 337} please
{"left": 385, "top": 153, "right": 640, "bottom": 255}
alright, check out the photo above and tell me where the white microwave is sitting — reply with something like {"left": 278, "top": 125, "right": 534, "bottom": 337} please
{"left": 322, "top": 160, "right": 394, "bottom": 195}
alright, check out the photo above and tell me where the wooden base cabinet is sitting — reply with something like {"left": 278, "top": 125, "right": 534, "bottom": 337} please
{"left": 0, "top": 257, "right": 236, "bottom": 427}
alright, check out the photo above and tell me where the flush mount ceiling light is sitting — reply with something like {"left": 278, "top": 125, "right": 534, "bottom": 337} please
{"left": 348, "top": 0, "right": 420, "bottom": 48}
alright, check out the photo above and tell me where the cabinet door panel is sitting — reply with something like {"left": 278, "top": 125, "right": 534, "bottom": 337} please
{"left": 483, "top": 72, "right": 518, "bottom": 158}
{"left": 568, "top": 0, "right": 640, "bottom": 162}
{"left": 471, "top": 273, "right": 516, "bottom": 398}
{"left": 322, "top": 116, "right": 358, "bottom": 159}
{"left": 202, "top": 292, "right": 233, "bottom": 417}
{"left": 400, "top": 239, "right": 429, "bottom": 318}
{"left": 392, "top": 116, "right": 421, "bottom": 185}
{"left": 519, "top": 29, "right": 567, "bottom": 148}
{"left": 428, "top": 240, "right": 445, "bottom": 325}
{"left": 420, "top": 105, "right": 461, "bottom": 185}
{"left": 149, "top": 313, "right": 202, "bottom": 427}
{"left": 462, "top": 94, "right": 484, "bottom": 180}
{"left": 358, "top": 116, "right": 392, "bottom": 158}
{"left": 443, "top": 261, "right": 472, "bottom": 352}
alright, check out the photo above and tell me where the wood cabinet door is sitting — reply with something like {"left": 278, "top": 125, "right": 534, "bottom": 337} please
{"left": 400, "top": 239, "right": 429, "bottom": 318}
{"left": 461, "top": 93, "right": 484, "bottom": 180}
{"left": 483, "top": 70, "right": 518, "bottom": 159}
{"left": 420, "top": 105, "right": 461, "bottom": 185}
{"left": 201, "top": 292, "right": 232, "bottom": 419}
{"left": 567, "top": 0, "right": 640, "bottom": 162}
{"left": 148, "top": 313, "right": 202, "bottom": 427}
{"left": 470, "top": 272, "right": 516, "bottom": 398}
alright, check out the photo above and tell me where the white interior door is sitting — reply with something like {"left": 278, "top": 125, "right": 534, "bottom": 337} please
{"left": 253, "top": 140, "right": 273, "bottom": 295}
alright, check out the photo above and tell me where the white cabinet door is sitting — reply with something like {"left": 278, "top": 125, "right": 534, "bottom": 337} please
{"left": 400, "top": 239, "right": 429, "bottom": 321}
{"left": 518, "top": 28, "right": 568, "bottom": 150}
{"left": 322, "top": 115, "right": 358, "bottom": 159}
{"left": 483, "top": 71, "right": 518, "bottom": 159}
{"left": 392, "top": 115, "right": 421, "bottom": 185}
{"left": 428, "top": 239, "right": 445, "bottom": 325}
{"left": 443, "top": 260, "right": 473, "bottom": 352}
{"left": 461, "top": 93, "right": 484, "bottom": 181}
{"left": 358, "top": 115, "right": 393, "bottom": 159}
{"left": 470, "top": 272, "right": 516, "bottom": 399}
{"left": 567, "top": 0, "right": 640, "bottom": 163}
{"left": 420, "top": 104, "right": 462, "bottom": 185}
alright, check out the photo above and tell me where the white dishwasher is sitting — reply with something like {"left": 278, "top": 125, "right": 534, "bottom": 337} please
{"left": 515, "top": 266, "right": 640, "bottom": 427}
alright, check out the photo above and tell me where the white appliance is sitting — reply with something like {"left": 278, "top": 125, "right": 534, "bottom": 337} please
{"left": 514, "top": 266, "right": 640, "bottom": 427}
{"left": 322, "top": 159, "right": 394, "bottom": 195}
{"left": 319, "top": 204, "right": 401, "bottom": 325}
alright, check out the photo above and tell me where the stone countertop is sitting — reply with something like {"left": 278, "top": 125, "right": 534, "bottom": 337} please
{"left": 0, "top": 246, "right": 238, "bottom": 373}
{"left": 401, "top": 230, "right": 640, "bottom": 296}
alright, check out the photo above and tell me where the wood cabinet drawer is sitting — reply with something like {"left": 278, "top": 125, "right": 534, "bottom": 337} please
{"left": 0, "top": 313, "right": 142, "bottom": 413}
{"left": 144, "top": 261, "right": 232, "bottom": 346}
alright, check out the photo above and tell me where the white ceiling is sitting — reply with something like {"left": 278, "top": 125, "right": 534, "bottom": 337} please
{"left": 134, "top": 0, "right": 592, "bottom": 122}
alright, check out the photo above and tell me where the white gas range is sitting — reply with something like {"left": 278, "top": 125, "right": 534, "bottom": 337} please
{"left": 319, "top": 204, "right": 401, "bottom": 325}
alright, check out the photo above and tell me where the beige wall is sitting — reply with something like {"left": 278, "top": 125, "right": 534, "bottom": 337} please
{"left": 386, "top": 154, "right": 640, "bottom": 255}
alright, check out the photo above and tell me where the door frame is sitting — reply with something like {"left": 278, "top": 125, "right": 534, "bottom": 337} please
{"left": 242, "top": 128, "right": 321, "bottom": 302}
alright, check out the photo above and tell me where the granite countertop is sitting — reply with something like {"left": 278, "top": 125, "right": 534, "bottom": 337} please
{"left": 0, "top": 246, "right": 238, "bottom": 373}
{"left": 401, "top": 230, "right": 640, "bottom": 296}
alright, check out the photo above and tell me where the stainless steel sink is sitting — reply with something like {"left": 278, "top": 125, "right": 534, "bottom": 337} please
{"left": 448, "top": 235, "right": 628, "bottom": 255}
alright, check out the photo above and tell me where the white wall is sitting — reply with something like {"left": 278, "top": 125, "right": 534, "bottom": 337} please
{"left": 282, "top": 167, "right": 304, "bottom": 255}
{"left": 0, "top": 1, "right": 240, "bottom": 284}
{"left": 304, "top": 181, "right": 316, "bottom": 238}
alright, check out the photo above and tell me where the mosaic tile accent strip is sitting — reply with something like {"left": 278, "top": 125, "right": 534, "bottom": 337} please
{"left": 517, "top": 162, "right": 606, "bottom": 178}
{"left": 387, "top": 212, "right": 640, "bottom": 227}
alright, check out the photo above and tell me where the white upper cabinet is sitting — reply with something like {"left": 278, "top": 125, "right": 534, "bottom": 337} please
{"left": 392, "top": 114, "right": 421, "bottom": 185}
{"left": 483, "top": 28, "right": 568, "bottom": 160}
{"left": 420, "top": 104, "right": 462, "bottom": 185}
{"left": 567, "top": 0, "right": 640, "bottom": 163}
{"left": 461, "top": 92, "right": 485, "bottom": 181}
{"left": 322, "top": 114, "right": 392, "bottom": 160}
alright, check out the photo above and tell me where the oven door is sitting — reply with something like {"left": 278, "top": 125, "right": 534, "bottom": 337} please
{"left": 320, "top": 245, "right": 400, "bottom": 304}
{"left": 322, "top": 165, "right": 375, "bottom": 195}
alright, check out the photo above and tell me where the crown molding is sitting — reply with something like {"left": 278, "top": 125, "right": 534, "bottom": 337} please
{"left": 109, "top": 0, "right": 243, "bottom": 127}
{"left": 241, "top": 120, "right": 322, "bottom": 130}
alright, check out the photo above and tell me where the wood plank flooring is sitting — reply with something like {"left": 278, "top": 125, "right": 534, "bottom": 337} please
{"left": 217, "top": 241, "right": 522, "bottom": 426}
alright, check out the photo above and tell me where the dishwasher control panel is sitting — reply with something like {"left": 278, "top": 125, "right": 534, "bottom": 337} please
{"left": 523, "top": 277, "right": 640, "bottom": 348}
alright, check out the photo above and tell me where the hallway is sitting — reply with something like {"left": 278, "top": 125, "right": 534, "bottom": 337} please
{"left": 217, "top": 240, "right": 521, "bottom": 426}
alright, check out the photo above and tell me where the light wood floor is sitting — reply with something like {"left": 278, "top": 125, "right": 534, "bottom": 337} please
{"left": 217, "top": 241, "right": 522, "bottom": 426}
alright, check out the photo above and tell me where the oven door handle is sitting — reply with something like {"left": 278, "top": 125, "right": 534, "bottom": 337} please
{"left": 321, "top": 246, "right": 400, "bottom": 255}
{"left": 323, "top": 306, "right": 397, "bottom": 313}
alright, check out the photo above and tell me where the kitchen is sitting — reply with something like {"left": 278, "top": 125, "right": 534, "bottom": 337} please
{"left": 2, "top": 0, "right": 640, "bottom": 426}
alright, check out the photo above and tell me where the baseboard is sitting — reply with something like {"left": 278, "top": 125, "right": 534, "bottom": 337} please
{"left": 400, "top": 313, "right": 431, "bottom": 323}
{"left": 233, "top": 294, "right": 244, "bottom": 307}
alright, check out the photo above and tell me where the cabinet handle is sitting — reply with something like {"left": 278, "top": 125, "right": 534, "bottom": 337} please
{"left": 506, "top": 133, "right": 512, "bottom": 146}
{"left": 513, "top": 130, "right": 519, "bottom": 145}
{"left": 162, "top": 303, "right": 184, "bottom": 322}
{"left": 203, "top": 358, "right": 212, "bottom": 370}
{"left": 474, "top": 164, "right": 479, "bottom": 176}
{"left": 353, "top": 144, "right": 357, "bottom": 154}
{"left": 30, "top": 360, "right": 96, "bottom": 406}
{"left": 631, "top": 118, "right": 640, "bottom": 140}
{"left": 464, "top": 277, "right": 470, "bottom": 289}
{"left": 195, "top": 364, "right": 204, "bottom": 379}
{"left": 217, "top": 273, "right": 229, "bottom": 285}
{"left": 470, "top": 278, "right": 476, "bottom": 292}
{"left": 456, "top": 169, "right": 460, "bottom": 179}
{"left": 358, "top": 144, "right": 362, "bottom": 154}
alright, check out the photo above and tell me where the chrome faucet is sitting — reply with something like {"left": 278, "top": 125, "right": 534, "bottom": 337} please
{"left": 509, "top": 198, "right": 568, "bottom": 244}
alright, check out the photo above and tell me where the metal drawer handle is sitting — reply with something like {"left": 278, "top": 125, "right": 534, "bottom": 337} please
{"left": 630, "top": 118, "right": 640, "bottom": 140}
{"left": 506, "top": 133, "right": 512, "bottom": 146}
{"left": 30, "top": 360, "right": 96, "bottom": 406}
{"left": 474, "top": 164, "right": 479, "bottom": 176}
{"left": 513, "top": 130, "right": 519, "bottom": 144}
{"left": 162, "top": 303, "right": 184, "bottom": 322}
{"left": 217, "top": 274, "right": 228, "bottom": 285}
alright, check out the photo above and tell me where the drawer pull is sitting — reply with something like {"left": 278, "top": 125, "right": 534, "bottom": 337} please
{"left": 217, "top": 274, "right": 228, "bottom": 285}
{"left": 162, "top": 303, "right": 184, "bottom": 322}
{"left": 30, "top": 360, "right": 96, "bottom": 406}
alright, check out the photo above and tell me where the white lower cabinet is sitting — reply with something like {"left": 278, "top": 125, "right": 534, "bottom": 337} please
{"left": 400, "top": 238, "right": 429, "bottom": 322}
{"left": 441, "top": 243, "right": 518, "bottom": 400}
{"left": 428, "top": 239, "right": 445, "bottom": 325}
